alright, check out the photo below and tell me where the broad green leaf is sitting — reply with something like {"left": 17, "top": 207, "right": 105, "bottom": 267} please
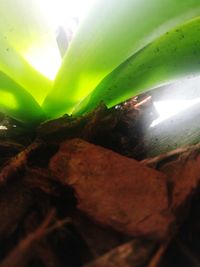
{"left": 0, "top": 0, "right": 61, "bottom": 103}
{"left": 44, "top": 0, "right": 200, "bottom": 118}
{"left": 0, "top": 72, "right": 46, "bottom": 125}
{"left": 74, "top": 17, "right": 200, "bottom": 115}
{"left": 0, "top": 36, "right": 52, "bottom": 105}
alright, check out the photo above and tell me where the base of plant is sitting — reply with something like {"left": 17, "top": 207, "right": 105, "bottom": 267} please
{"left": 0, "top": 95, "right": 199, "bottom": 267}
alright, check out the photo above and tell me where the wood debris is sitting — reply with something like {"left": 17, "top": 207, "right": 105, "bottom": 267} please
{"left": 50, "top": 138, "right": 174, "bottom": 240}
{"left": 0, "top": 97, "right": 200, "bottom": 266}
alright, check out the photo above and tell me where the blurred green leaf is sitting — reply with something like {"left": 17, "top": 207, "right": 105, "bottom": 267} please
{"left": 0, "top": 0, "right": 61, "bottom": 103}
{"left": 0, "top": 72, "right": 46, "bottom": 124}
{"left": 0, "top": 36, "right": 52, "bottom": 105}
{"left": 44, "top": 0, "right": 200, "bottom": 118}
{"left": 74, "top": 17, "right": 200, "bottom": 114}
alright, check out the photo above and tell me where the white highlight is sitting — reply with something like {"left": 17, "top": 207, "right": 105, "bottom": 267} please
{"left": 150, "top": 76, "right": 200, "bottom": 127}
{"left": 24, "top": 46, "right": 62, "bottom": 80}
{"left": 150, "top": 99, "right": 200, "bottom": 127}
{"left": 37, "top": 0, "right": 95, "bottom": 31}
{"left": 0, "top": 125, "right": 8, "bottom": 130}
{"left": 25, "top": 0, "right": 95, "bottom": 80}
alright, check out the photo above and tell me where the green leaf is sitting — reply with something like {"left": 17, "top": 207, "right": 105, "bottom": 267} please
{"left": 0, "top": 0, "right": 61, "bottom": 103}
{"left": 0, "top": 36, "right": 52, "bottom": 105}
{"left": 74, "top": 17, "right": 200, "bottom": 115}
{"left": 43, "top": 0, "right": 200, "bottom": 118}
{"left": 0, "top": 72, "right": 46, "bottom": 125}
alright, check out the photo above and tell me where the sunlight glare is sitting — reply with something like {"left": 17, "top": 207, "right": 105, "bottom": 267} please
{"left": 37, "top": 0, "right": 95, "bottom": 31}
{"left": 150, "top": 76, "right": 200, "bottom": 127}
{"left": 24, "top": 46, "right": 62, "bottom": 80}
{"left": 151, "top": 98, "right": 200, "bottom": 127}
{"left": 24, "top": 0, "right": 95, "bottom": 80}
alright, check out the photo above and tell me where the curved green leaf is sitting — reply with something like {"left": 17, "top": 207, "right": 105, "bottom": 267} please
{"left": 0, "top": 0, "right": 60, "bottom": 103}
{"left": 74, "top": 17, "right": 200, "bottom": 115}
{"left": 44, "top": 0, "right": 200, "bottom": 118}
{"left": 0, "top": 72, "right": 46, "bottom": 125}
{"left": 0, "top": 36, "right": 52, "bottom": 105}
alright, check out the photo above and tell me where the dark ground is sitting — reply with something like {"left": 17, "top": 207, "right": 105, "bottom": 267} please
{"left": 0, "top": 87, "right": 200, "bottom": 267}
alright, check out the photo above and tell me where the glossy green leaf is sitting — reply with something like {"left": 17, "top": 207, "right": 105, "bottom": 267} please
{"left": 74, "top": 17, "right": 200, "bottom": 115}
{"left": 44, "top": 0, "right": 200, "bottom": 118}
{"left": 0, "top": 72, "right": 46, "bottom": 124}
{"left": 0, "top": 0, "right": 61, "bottom": 103}
{"left": 0, "top": 36, "right": 52, "bottom": 105}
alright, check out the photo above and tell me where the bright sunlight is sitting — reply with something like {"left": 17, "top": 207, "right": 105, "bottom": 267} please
{"left": 24, "top": 0, "right": 95, "bottom": 80}
{"left": 150, "top": 76, "right": 200, "bottom": 127}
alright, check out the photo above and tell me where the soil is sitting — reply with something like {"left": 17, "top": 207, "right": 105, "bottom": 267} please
{"left": 0, "top": 93, "right": 200, "bottom": 267}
